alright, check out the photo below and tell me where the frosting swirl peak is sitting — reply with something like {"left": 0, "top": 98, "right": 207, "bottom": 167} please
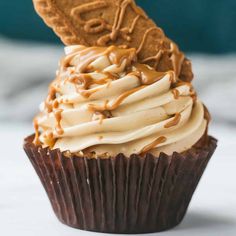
{"left": 34, "top": 45, "right": 207, "bottom": 156}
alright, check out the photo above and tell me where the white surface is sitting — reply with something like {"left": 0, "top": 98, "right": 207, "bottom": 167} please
{"left": 0, "top": 123, "right": 235, "bottom": 236}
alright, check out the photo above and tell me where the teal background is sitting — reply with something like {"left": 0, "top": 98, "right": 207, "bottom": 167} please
{"left": 0, "top": 0, "right": 235, "bottom": 53}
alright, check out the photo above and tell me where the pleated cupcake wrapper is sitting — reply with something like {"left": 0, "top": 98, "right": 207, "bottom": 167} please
{"left": 24, "top": 135, "right": 217, "bottom": 233}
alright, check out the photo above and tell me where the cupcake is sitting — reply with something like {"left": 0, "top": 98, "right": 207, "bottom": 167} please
{"left": 24, "top": 0, "right": 217, "bottom": 233}
{"left": 24, "top": 45, "right": 217, "bottom": 233}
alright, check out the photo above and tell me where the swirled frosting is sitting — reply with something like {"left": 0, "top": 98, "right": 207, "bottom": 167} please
{"left": 34, "top": 45, "right": 207, "bottom": 156}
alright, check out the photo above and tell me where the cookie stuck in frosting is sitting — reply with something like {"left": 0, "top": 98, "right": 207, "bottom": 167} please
{"left": 33, "top": 0, "right": 193, "bottom": 82}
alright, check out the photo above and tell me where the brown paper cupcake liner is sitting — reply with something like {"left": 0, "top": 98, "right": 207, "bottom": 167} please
{"left": 23, "top": 135, "right": 217, "bottom": 233}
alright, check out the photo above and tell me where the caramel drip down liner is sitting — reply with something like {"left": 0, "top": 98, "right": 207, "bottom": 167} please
{"left": 24, "top": 135, "right": 217, "bottom": 233}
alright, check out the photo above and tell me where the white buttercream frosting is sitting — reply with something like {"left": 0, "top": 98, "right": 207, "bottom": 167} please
{"left": 34, "top": 45, "right": 207, "bottom": 156}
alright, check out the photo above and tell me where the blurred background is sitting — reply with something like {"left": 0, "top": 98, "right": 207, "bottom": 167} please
{"left": 0, "top": 1, "right": 236, "bottom": 235}
{"left": 1, "top": 0, "right": 236, "bottom": 53}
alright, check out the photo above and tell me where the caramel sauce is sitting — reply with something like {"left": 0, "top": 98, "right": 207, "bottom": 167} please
{"left": 88, "top": 85, "right": 146, "bottom": 112}
{"left": 108, "top": 47, "right": 137, "bottom": 67}
{"left": 43, "top": 131, "right": 54, "bottom": 140}
{"left": 33, "top": 118, "right": 40, "bottom": 145}
{"left": 78, "top": 87, "right": 101, "bottom": 98}
{"left": 43, "top": 131, "right": 55, "bottom": 148}
{"left": 54, "top": 109, "right": 64, "bottom": 135}
{"left": 63, "top": 47, "right": 106, "bottom": 72}
{"left": 69, "top": 74, "right": 94, "bottom": 89}
{"left": 103, "top": 71, "right": 119, "bottom": 80}
{"left": 72, "top": 73, "right": 116, "bottom": 88}
{"left": 129, "top": 15, "right": 141, "bottom": 34}
{"left": 171, "top": 89, "right": 180, "bottom": 99}
{"left": 52, "top": 100, "right": 59, "bottom": 109}
{"left": 88, "top": 100, "right": 107, "bottom": 113}
{"left": 133, "top": 63, "right": 167, "bottom": 85}
{"left": 92, "top": 111, "right": 106, "bottom": 125}
{"left": 137, "top": 27, "right": 158, "bottom": 54}
{"left": 59, "top": 46, "right": 138, "bottom": 100}
{"left": 109, "top": 85, "right": 146, "bottom": 110}
{"left": 62, "top": 45, "right": 136, "bottom": 74}
{"left": 45, "top": 87, "right": 57, "bottom": 113}
{"left": 60, "top": 45, "right": 179, "bottom": 105}
{"left": 164, "top": 113, "right": 181, "bottom": 128}
{"left": 144, "top": 52, "right": 162, "bottom": 68}
{"left": 138, "top": 30, "right": 185, "bottom": 77}
{"left": 70, "top": 73, "right": 105, "bottom": 98}
{"left": 140, "top": 136, "right": 167, "bottom": 154}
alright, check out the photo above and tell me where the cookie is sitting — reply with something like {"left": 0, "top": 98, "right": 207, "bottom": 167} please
{"left": 33, "top": 0, "right": 193, "bottom": 82}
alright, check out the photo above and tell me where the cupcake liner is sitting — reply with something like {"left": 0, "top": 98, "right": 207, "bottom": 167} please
{"left": 24, "top": 135, "right": 217, "bottom": 233}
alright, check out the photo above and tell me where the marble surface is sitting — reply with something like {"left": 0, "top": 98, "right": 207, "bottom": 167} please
{"left": 0, "top": 123, "right": 235, "bottom": 236}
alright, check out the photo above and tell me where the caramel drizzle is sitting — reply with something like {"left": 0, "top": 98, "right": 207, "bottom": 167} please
{"left": 59, "top": 46, "right": 141, "bottom": 100}
{"left": 61, "top": 47, "right": 177, "bottom": 103}
{"left": 54, "top": 109, "right": 64, "bottom": 135}
{"left": 62, "top": 45, "right": 136, "bottom": 73}
{"left": 129, "top": 15, "right": 140, "bottom": 34}
{"left": 171, "top": 89, "right": 180, "bottom": 100}
{"left": 92, "top": 111, "right": 106, "bottom": 125}
{"left": 69, "top": 73, "right": 115, "bottom": 98}
{"left": 133, "top": 63, "right": 169, "bottom": 85}
{"left": 138, "top": 32, "right": 184, "bottom": 77}
{"left": 43, "top": 131, "right": 55, "bottom": 148}
{"left": 63, "top": 46, "right": 106, "bottom": 72}
{"left": 33, "top": 118, "right": 40, "bottom": 145}
{"left": 88, "top": 85, "right": 146, "bottom": 112}
{"left": 171, "top": 80, "right": 198, "bottom": 102}
{"left": 164, "top": 113, "right": 181, "bottom": 128}
{"left": 33, "top": 87, "right": 63, "bottom": 145}
{"left": 44, "top": 86, "right": 57, "bottom": 113}
{"left": 140, "top": 136, "right": 167, "bottom": 154}
{"left": 142, "top": 50, "right": 163, "bottom": 69}
{"left": 110, "top": 0, "right": 146, "bottom": 41}
{"left": 69, "top": 74, "right": 95, "bottom": 90}
{"left": 137, "top": 27, "right": 159, "bottom": 54}
{"left": 33, "top": 87, "right": 60, "bottom": 145}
